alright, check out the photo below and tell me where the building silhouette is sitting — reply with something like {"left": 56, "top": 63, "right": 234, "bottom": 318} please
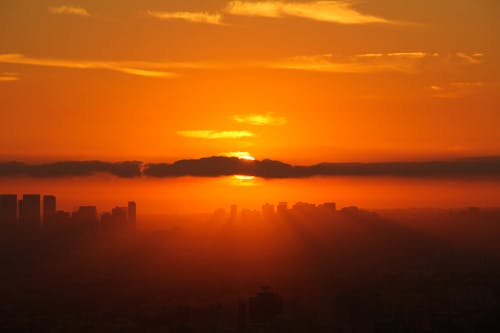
{"left": 321, "top": 202, "right": 337, "bottom": 212}
{"left": 277, "top": 202, "right": 288, "bottom": 216}
{"left": 230, "top": 204, "right": 238, "bottom": 221}
{"left": 21, "top": 195, "right": 41, "bottom": 228}
{"left": 72, "top": 206, "right": 98, "bottom": 227}
{"left": 18, "top": 199, "right": 23, "bottom": 223}
{"left": 248, "top": 287, "right": 283, "bottom": 323}
{"left": 113, "top": 206, "right": 128, "bottom": 222}
{"left": 43, "top": 195, "right": 56, "bottom": 224}
{"left": 128, "top": 201, "right": 136, "bottom": 227}
{"left": 292, "top": 202, "right": 316, "bottom": 214}
{"left": 52, "top": 210, "right": 71, "bottom": 227}
{"left": 100, "top": 212, "right": 113, "bottom": 228}
{"left": 0, "top": 194, "right": 17, "bottom": 225}
{"left": 102, "top": 206, "right": 129, "bottom": 227}
{"left": 262, "top": 203, "right": 275, "bottom": 219}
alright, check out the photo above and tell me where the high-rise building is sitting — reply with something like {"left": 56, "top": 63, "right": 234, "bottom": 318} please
{"left": 43, "top": 195, "right": 56, "bottom": 224}
{"left": 22, "top": 195, "right": 41, "bottom": 227}
{"left": 0, "top": 194, "right": 17, "bottom": 225}
{"left": 18, "top": 199, "right": 23, "bottom": 223}
{"left": 128, "top": 201, "right": 136, "bottom": 226}
{"left": 248, "top": 287, "right": 283, "bottom": 323}
{"left": 111, "top": 207, "right": 128, "bottom": 225}
{"left": 72, "top": 206, "right": 98, "bottom": 226}
{"left": 292, "top": 202, "right": 316, "bottom": 213}
{"left": 277, "top": 202, "right": 288, "bottom": 216}
{"left": 322, "top": 202, "right": 337, "bottom": 213}
{"left": 262, "top": 203, "right": 275, "bottom": 220}
{"left": 230, "top": 204, "right": 238, "bottom": 221}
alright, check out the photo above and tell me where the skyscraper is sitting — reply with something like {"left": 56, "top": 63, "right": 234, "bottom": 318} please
{"left": 128, "top": 201, "right": 136, "bottom": 227}
{"left": 72, "top": 206, "right": 98, "bottom": 226}
{"left": 322, "top": 202, "right": 337, "bottom": 213}
{"left": 0, "top": 194, "right": 17, "bottom": 225}
{"left": 277, "top": 202, "right": 288, "bottom": 216}
{"left": 22, "top": 195, "right": 41, "bottom": 228}
{"left": 262, "top": 203, "right": 275, "bottom": 219}
{"left": 248, "top": 287, "right": 283, "bottom": 323}
{"left": 18, "top": 199, "right": 23, "bottom": 223}
{"left": 111, "top": 207, "right": 128, "bottom": 225}
{"left": 43, "top": 195, "right": 56, "bottom": 224}
{"left": 230, "top": 204, "right": 238, "bottom": 221}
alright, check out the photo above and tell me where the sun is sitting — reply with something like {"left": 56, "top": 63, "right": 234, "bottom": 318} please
{"left": 238, "top": 155, "right": 256, "bottom": 161}
{"left": 222, "top": 151, "right": 256, "bottom": 161}
{"left": 234, "top": 175, "right": 255, "bottom": 180}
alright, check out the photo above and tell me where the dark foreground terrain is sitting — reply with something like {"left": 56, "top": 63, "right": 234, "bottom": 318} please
{"left": 1, "top": 206, "right": 500, "bottom": 332}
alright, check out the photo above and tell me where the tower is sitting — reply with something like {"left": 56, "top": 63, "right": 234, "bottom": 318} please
{"left": 128, "top": 201, "right": 136, "bottom": 227}
{"left": 0, "top": 194, "right": 17, "bottom": 225}
{"left": 22, "top": 194, "right": 41, "bottom": 228}
{"left": 43, "top": 195, "right": 56, "bottom": 224}
{"left": 230, "top": 204, "right": 238, "bottom": 221}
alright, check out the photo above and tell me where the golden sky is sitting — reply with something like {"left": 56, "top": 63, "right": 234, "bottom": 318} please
{"left": 0, "top": 0, "right": 499, "bottom": 163}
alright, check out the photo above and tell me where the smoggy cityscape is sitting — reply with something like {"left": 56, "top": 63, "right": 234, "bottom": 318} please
{"left": 2, "top": 0, "right": 500, "bottom": 331}
{"left": 1, "top": 193, "right": 500, "bottom": 332}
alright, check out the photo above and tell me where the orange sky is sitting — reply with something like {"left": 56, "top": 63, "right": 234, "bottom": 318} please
{"left": 1, "top": 1, "right": 500, "bottom": 212}
{"left": 1, "top": 0, "right": 499, "bottom": 163}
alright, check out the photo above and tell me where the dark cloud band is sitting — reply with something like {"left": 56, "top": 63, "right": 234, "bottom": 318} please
{"left": 1, "top": 156, "right": 499, "bottom": 179}
{"left": 0, "top": 161, "right": 142, "bottom": 178}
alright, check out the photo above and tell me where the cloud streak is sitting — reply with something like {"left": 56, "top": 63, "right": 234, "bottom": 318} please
{"left": 0, "top": 54, "right": 175, "bottom": 78}
{"left": 456, "top": 52, "right": 484, "bottom": 65}
{"left": 0, "top": 73, "right": 19, "bottom": 81}
{"left": 148, "top": 10, "right": 223, "bottom": 25}
{"left": 270, "top": 52, "right": 433, "bottom": 74}
{"left": 49, "top": 5, "right": 90, "bottom": 17}
{"left": 429, "top": 81, "right": 485, "bottom": 99}
{"left": 233, "top": 112, "right": 287, "bottom": 126}
{"left": 268, "top": 51, "right": 485, "bottom": 74}
{"left": 177, "top": 130, "right": 256, "bottom": 139}
{"left": 0, "top": 51, "right": 484, "bottom": 78}
{"left": 225, "top": 0, "right": 394, "bottom": 24}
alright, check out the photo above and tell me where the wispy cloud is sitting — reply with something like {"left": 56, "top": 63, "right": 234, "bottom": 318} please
{"left": 233, "top": 112, "right": 287, "bottom": 126}
{"left": 0, "top": 72, "right": 19, "bottom": 81}
{"left": 225, "top": 0, "right": 394, "bottom": 24}
{"left": 0, "top": 54, "right": 175, "bottom": 78}
{"left": 455, "top": 52, "right": 484, "bottom": 65}
{"left": 0, "top": 51, "right": 484, "bottom": 79}
{"left": 49, "top": 5, "right": 90, "bottom": 17}
{"left": 177, "top": 130, "right": 256, "bottom": 139}
{"left": 148, "top": 10, "right": 223, "bottom": 25}
{"left": 429, "top": 81, "right": 485, "bottom": 98}
{"left": 356, "top": 52, "right": 430, "bottom": 59}
{"left": 269, "top": 51, "right": 484, "bottom": 74}
{"left": 270, "top": 53, "right": 430, "bottom": 74}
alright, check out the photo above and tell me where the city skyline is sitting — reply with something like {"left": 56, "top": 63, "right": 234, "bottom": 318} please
{"left": 0, "top": 193, "right": 136, "bottom": 229}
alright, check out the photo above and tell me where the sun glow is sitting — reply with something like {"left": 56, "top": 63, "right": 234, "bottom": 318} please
{"left": 222, "top": 151, "right": 256, "bottom": 161}
{"left": 234, "top": 175, "right": 256, "bottom": 180}
{"left": 231, "top": 174, "right": 257, "bottom": 186}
